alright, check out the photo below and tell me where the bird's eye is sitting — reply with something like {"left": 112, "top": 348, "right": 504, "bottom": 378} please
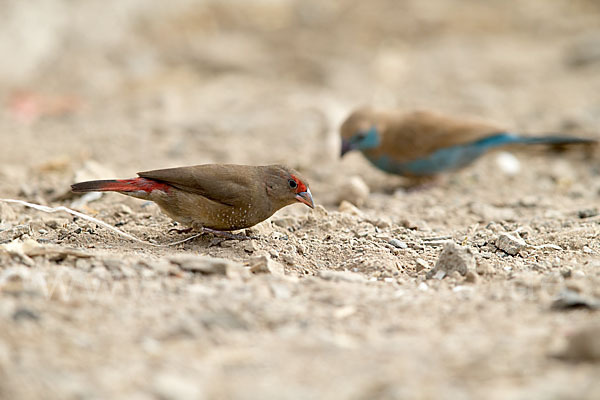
{"left": 288, "top": 179, "right": 298, "bottom": 189}
{"left": 355, "top": 132, "right": 367, "bottom": 141}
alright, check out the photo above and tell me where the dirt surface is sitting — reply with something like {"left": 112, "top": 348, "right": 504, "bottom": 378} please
{"left": 1, "top": 1, "right": 600, "bottom": 399}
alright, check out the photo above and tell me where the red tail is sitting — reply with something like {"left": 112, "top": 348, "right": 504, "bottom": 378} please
{"left": 71, "top": 178, "right": 170, "bottom": 193}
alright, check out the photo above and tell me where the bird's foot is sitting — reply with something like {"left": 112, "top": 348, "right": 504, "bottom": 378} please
{"left": 168, "top": 227, "right": 194, "bottom": 234}
{"left": 170, "top": 224, "right": 256, "bottom": 240}
{"left": 200, "top": 227, "right": 256, "bottom": 241}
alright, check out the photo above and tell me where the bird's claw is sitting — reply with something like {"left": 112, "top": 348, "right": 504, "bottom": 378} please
{"left": 169, "top": 225, "right": 256, "bottom": 240}
{"left": 168, "top": 227, "right": 194, "bottom": 234}
{"left": 201, "top": 227, "right": 255, "bottom": 241}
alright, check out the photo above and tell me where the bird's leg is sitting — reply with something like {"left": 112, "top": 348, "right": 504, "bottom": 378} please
{"left": 199, "top": 227, "right": 255, "bottom": 241}
{"left": 168, "top": 226, "right": 194, "bottom": 234}
{"left": 170, "top": 222, "right": 256, "bottom": 240}
{"left": 185, "top": 222, "right": 256, "bottom": 240}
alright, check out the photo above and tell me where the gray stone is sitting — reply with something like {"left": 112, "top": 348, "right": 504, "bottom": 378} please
{"left": 551, "top": 289, "right": 600, "bottom": 311}
{"left": 495, "top": 233, "right": 527, "bottom": 256}
{"left": 243, "top": 240, "right": 258, "bottom": 253}
{"left": 389, "top": 239, "right": 408, "bottom": 249}
{"left": 337, "top": 175, "right": 370, "bottom": 207}
{"left": 103, "top": 258, "right": 125, "bottom": 271}
{"left": 338, "top": 200, "right": 363, "bottom": 216}
{"left": 415, "top": 258, "right": 429, "bottom": 273}
{"left": 249, "top": 255, "right": 285, "bottom": 276}
{"left": 152, "top": 372, "right": 203, "bottom": 400}
{"left": 427, "top": 242, "right": 475, "bottom": 279}
{"left": 578, "top": 208, "right": 598, "bottom": 219}
{"left": 169, "top": 255, "right": 243, "bottom": 276}
{"left": 0, "top": 225, "right": 31, "bottom": 242}
{"left": 464, "top": 271, "right": 478, "bottom": 283}
{"left": 318, "top": 270, "right": 366, "bottom": 283}
{"left": 12, "top": 307, "right": 39, "bottom": 322}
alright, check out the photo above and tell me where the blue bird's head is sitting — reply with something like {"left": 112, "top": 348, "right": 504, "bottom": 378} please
{"left": 340, "top": 108, "right": 384, "bottom": 157}
{"left": 340, "top": 126, "right": 381, "bottom": 156}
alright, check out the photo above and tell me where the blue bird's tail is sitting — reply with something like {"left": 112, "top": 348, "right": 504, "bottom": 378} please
{"left": 514, "top": 134, "right": 596, "bottom": 146}
{"left": 474, "top": 133, "right": 596, "bottom": 148}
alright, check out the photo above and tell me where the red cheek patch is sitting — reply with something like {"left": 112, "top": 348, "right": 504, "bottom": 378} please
{"left": 290, "top": 175, "right": 307, "bottom": 193}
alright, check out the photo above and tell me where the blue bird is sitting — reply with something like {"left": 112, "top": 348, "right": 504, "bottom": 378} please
{"left": 340, "top": 108, "right": 596, "bottom": 177}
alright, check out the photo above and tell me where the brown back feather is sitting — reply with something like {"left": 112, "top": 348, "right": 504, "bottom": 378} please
{"left": 343, "top": 109, "right": 504, "bottom": 163}
{"left": 138, "top": 164, "right": 307, "bottom": 211}
{"left": 138, "top": 164, "right": 261, "bottom": 207}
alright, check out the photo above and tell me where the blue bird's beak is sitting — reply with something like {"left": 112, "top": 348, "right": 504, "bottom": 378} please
{"left": 295, "top": 188, "right": 314, "bottom": 209}
{"left": 341, "top": 139, "right": 353, "bottom": 157}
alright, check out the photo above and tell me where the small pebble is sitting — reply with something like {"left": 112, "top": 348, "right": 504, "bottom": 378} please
{"left": 355, "top": 229, "right": 370, "bottom": 238}
{"left": 318, "top": 270, "right": 366, "bottom": 283}
{"left": 465, "top": 271, "right": 477, "bottom": 283}
{"left": 453, "top": 285, "right": 473, "bottom": 293}
{"left": 448, "top": 270, "right": 461, "bottom": 280}
{"left": 282, "top": 254, "right": 295, "bottom": 265}
{"left": 12, "top": 307, "right": 39, "bottom": 322}
{"left": 271, "top": 232, "right": 288, "bottom": 240}
{"left": 336, "top": 175, "right": 370, "bottom": 207}
{"left": 115, "top": 204, "right": 133, "bottom": 215}
{"left": 153, "top": 373, "right": 202, "bottom": 400}
{"left": 169, "top": 255, "right": 243, "bottom": 276}
{"left": 389, "top": 239, "right": 408, "bottom": 249}
{"left": 415, "top": 258, "right": 429, "bottom": 273}
{"left": 371, "top": 218, "right": 391, "bottom": 229}
{"left": 433, "top": 270, "right": 446, "bottom": 280}
{"left": 495, "top": 151, "right": 521, "bottom": 176}
{"left": 560, "top": 268, "right": 572, "bottom": 278}
{"left": 572, "top": 270, "right": 585, "bottom": 279}
{"left": 495, "top": 233, "right": 527, "bottom": 256}
{"left": 0, "top": 225, "right": 31, "bottom": 242}
{"left": 578, "top": 208, "right": 598, "bottom": 219}
{"left": 338, "top": 201, "right": 363, "bottom": 216}
{"left": 426, "top": 242, "right": 475, "bottom": 279}
{"left": 243, "top": 241, "right": 258, "bottom": 253}
{"left": 249, "top": 255, "right": 285, "bottom": 276}
{"left": 551, "top": 289, "right": 600, "bottom": 310}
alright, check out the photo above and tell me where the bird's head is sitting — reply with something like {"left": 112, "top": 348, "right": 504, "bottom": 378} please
{"left": 340, "top": 108, "right": 384, "bottom": 157}
{"left": 265, "top": 165, "right": 314, "bottom": 209}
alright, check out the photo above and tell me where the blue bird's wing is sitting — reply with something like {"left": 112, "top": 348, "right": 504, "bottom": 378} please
{"left": 366, "top": 133, "right": 519, "bottom": 176}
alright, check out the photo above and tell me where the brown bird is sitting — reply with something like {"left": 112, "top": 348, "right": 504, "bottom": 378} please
{"left": 340, "top": 108, "right": 596, "bottom": 177}
{"left": 71, "top": 164, "right": 314, "bottom": 239}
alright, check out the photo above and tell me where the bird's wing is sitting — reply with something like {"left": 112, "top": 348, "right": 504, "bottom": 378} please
{"left": 373, "top": 110, "right": 505, "bottom": 162}
{"left": 138, "top": 164, "right": 256, "bottom": 207}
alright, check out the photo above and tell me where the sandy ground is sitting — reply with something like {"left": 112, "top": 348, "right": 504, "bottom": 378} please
{"left": 1, "top": 0, "right": 600, "bottom": 399}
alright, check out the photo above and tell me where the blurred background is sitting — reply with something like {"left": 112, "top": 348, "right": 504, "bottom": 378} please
{"left": 1, "top": 2, "right": 600, "bottom": 399}
{"left": 1, "top": 0, "right": 599, "bottom": 176}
